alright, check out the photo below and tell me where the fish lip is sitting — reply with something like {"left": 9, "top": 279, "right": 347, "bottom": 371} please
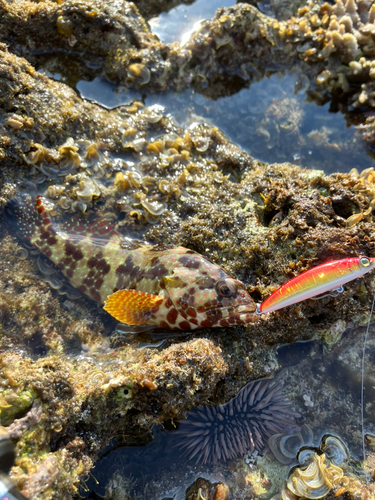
{"left": 235, "top": 304, "right": 257, "bottom": 314}
{"left": 207, "top": 303, "right": 256, "bottom": 319}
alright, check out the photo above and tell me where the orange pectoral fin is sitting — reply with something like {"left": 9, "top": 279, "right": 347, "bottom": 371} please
{"left": 103, "top": 289, "right": 163, "bottom": 325}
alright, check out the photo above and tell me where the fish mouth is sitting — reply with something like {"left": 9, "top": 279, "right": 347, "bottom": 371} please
{"left": 222, "top": 304, "right": 257, "bottom": 318}
{"left": 206, "top": 304, "right": 258, "bottom": 323}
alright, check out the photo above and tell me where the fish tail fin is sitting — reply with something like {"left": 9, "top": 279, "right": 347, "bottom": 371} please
{"left": 5, "top": 194, "right": 55, "bottom": 241}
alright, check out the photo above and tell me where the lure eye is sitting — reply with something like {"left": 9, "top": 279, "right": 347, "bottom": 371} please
{"left": 360, "top": 256, "right": 371, "bottom": 267}
{"left": 216, "top": 278, "right": 237, "bottom": 297}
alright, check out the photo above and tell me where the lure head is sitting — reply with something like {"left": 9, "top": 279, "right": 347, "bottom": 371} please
{"left": 348, "top": 255, "right": 375, "bottom": 277}
{"left": 358, "top": 256, "right": 375, "bottom": 272}
{"left": 161, "top": 254, "right": 258, "bottom": 330}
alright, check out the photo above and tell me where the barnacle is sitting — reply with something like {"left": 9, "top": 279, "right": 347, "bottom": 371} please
{"left": 141, "top": 104, "right": 164, "bottom": 123}
{"left": 127, "top": 64, "right": 151, "bottom": 85}
{"left": 320, "top": 435, "right": 349, "bottom": 466}
{"left": 287, "top": 453, "right": 343, "bottom": 498}
{"left": 45, "top": 273, "right": 64, "bottom": 290}
{"left": 346, "top": 212, "right": 363, "bottom": 228}
{"left": 140, "top": 176, "right": 157, "bottom": 192}
{"left": 114, "top": 172, "right": 141, "bottom": 191}
{"left": 25, "top": 144, "right": 59, "bottom": 165}
{"left": 215, "top": 36, "right": 232, "bottom": 49}
{"left": 129, "top": 209, "right": 142, "bottom": 220}
{"left": 56, "top": 16, "right": 73, "bottom": 37}
{"left": 75, "top": 177, "right": 101, "bottom": 203}
{"left": 123, "top": 135, "right": 148, "bottom": 153}
{"left": 219, "top": 14, "right": 233, "bottom": 29}
{"left": 158, "top": 180, "right": 171, "bottom": 194}
{"left": 58, "top": 196, "right": 72, "bottom": 210}
{"left": 193, "top": 136, "right": 210, "bottom": 153}
{"left": 37, "top": 256, "right": 55, "bottom": 276}
{"left": 140, "top": 198, "right": 167, "bottom": 216}
{"left": 80, "top": 141, "right": 102, "bottom": 166}
{"left": 44, "top": 185, "right": 65, "bottom": 199}
{"left": 58, "top": 138, "right": 81, "bottom": 169}
{"left": 15, "top": 248, "right": 29, "bottom": 260}
{"left": 147, "top": 140, "right": 165, "bottom": 154}
{"left": 212, "top": 171, "right": 229, "bottom": 184}
{"left": 71, "top": 201, "right": 87, "bottom": 213}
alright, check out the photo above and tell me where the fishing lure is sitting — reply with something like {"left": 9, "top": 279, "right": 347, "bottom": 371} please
{"left": 258, "top": 256, "right": 375, "bottom": 314}
{"left": 5, "top": 194, "right": 259, "bottom": 333}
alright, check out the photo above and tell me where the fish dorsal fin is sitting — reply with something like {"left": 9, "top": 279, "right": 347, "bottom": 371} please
{"left": 57, "top": 214, "right": 126, "bottom": 248}
{"left": 104, "top": 289, "right": 163, "bottom": 325}
{"left": 59, "top": 214, "right": 119, "bottom": 240}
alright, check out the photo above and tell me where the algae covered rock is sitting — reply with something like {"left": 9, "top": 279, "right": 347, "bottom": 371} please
{"left": 1, "top": 0, "right": 375, "bottom": 498}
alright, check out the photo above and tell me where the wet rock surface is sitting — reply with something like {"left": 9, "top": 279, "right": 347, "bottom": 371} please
{"left": 1, "top": 0, "right": 375, "bottom": 499}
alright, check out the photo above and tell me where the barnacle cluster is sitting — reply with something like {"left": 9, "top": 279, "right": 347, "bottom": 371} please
{"left": 337, "top": 165, "right": 375, "bottom": 227}
{"left": 281, "top": 0, "right": 375, "bottom": 103}
{"left": 280, "top": 452, "right": 344, "bottom": 499}
{"left": 275, "top": 434, "right": 362, "bottom": 500}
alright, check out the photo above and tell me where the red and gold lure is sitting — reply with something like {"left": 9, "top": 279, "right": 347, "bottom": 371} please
{"left": 259, "top": 256, "right": 375, "bottom": 314}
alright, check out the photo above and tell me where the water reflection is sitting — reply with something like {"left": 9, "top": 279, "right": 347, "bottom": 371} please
{"left": 77, "top": 72, "right": 373, "bottom": 175}
{"left": 148, "top": 0, "right": 234, "bottom": 44}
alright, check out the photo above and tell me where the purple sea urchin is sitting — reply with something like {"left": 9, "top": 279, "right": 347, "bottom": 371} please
{"left": 176, "top": 379, "right": 300, "bottom": 465}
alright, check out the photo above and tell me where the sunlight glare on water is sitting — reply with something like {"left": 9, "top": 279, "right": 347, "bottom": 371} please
{"left": 148, "top": 0, "right": 234, "bottom": 44}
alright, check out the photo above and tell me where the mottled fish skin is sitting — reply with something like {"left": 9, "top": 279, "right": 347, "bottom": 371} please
{"left": 6, "top": 195, "right": 259, "bottom": 331}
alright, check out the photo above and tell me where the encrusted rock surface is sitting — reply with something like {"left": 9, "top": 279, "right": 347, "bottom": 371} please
{"left": 1, "top": 0, "right": 375, "bottom": 499}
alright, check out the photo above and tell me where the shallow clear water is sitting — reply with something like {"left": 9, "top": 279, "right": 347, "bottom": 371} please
{"left": 83, "top": 327, "right": 375, "bottom": 498}
{"left": 77, "top": 72, "right": 372, "bottom": 176}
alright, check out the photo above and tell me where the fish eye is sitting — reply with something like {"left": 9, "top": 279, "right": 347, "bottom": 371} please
{"left": 216, "top": 278, "right": 237, "bottom": 297}
{"left": 360, "top": 256, "right": 371, "bottom": 267}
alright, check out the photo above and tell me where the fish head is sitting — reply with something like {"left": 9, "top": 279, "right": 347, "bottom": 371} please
{"left": 163, "top": 257, "right": 258, "bottom": 329}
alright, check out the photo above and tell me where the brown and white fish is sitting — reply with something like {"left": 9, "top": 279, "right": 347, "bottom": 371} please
{"left": 5, "top": 194, "right": 259, "bottom": 333}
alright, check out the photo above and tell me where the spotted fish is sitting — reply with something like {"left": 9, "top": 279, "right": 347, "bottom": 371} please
{"left": 5, "top": 195, "right": 258, "bottom": 332}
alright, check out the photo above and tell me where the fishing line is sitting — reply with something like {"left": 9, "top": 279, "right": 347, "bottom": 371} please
{"left": 361, "top": 287, "right": 375, "bottom": 478}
